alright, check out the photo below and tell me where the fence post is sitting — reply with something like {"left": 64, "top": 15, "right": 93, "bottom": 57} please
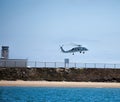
{"left": 15, "top": 61, "right": 16, "bottom": 67}
{"left": 25, "top": 61, "right": 27, "bottom": 67}
{"left": 35, "top": 61, "right": 37, "bottom": 67}
{"left": 114, "top": 64, "right": 116, "bottom": 68}
{"left": 84, "top": 63, "right": 86, "bottom": 68}
{"left": 74, "top": 63, "right": 76, "bottom": 68}
{"left": 54, "top": 62, "right": 56, "bottom": 68}
{"left": 94, "top": 63, "right": 96, "bottom": 68}
{"left": 44, "top": 62, "right": 46, "bottom": 68}
{"left": 4, "top": 61, "right": 6, "bottom": 68}
{"left": 104, "top": 64, "right": 106, "bottom": 68}
{"left": 64, "top": 63, "right": 66, "bottom": 68}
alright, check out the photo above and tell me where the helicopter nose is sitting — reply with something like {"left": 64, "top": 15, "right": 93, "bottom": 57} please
{"left": 84, "top": 47, "right": 88, "bottom": 51}
{"left": 86, "top": 48, "right": 88, "bottom": 51}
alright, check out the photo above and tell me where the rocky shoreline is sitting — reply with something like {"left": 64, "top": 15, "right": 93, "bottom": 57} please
{"left": 0, "top": 67, "right": 120, "bottom": 82}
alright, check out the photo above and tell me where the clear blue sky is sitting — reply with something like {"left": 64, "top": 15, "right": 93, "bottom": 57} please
{"left": 0, "top": 0, "right": 120, "bottom": 63}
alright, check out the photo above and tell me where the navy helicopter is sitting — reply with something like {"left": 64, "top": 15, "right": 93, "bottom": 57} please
{"left": 60, "top": 44, "right": 88, "bottom": 55}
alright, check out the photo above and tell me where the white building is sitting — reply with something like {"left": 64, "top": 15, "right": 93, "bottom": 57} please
{"left": 0, "top": 59, "right": 27, "bottom": 67}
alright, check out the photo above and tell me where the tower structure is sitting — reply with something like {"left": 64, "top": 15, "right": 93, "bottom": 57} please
{"left": 1, "top": 46, "right": 9, "bottom": 59}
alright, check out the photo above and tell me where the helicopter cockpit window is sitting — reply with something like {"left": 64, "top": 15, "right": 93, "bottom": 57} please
{"left": 71, "top": 48, "right": 75, "bottom": 51}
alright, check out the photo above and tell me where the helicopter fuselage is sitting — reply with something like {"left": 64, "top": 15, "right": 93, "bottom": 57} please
{"left": 60, "top": 46, "right": 88, "bottom": 55}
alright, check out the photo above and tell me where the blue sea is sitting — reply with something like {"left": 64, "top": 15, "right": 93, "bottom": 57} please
{"left": 0, "top": 86, "right": 120, "bottom": 102}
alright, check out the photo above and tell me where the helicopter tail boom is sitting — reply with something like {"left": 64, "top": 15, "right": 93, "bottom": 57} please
{"left": 60, "top": 46, "right": 67, "bottom": 53}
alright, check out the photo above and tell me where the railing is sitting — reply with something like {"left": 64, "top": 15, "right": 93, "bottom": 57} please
{"left": 0, "top": 60, "right": 120, "bottom": 68}
{"left": 28, "top": 61, "right": 120, "bottom": 69}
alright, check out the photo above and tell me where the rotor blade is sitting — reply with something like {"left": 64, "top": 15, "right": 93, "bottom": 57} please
{"left": 70, "top": 43, "right": 82, "bottom": 46}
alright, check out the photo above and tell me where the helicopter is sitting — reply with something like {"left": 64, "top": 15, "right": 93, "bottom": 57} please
{"left": 60, "top": 44, "right": 88, "bottom": 55}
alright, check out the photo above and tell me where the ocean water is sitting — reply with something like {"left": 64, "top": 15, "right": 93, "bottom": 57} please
{"left": 0, "top": 86, "right": 120, "bottom": 102}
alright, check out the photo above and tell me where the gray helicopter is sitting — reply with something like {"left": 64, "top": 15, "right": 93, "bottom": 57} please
{"left": 60, "top": 44, "right": 88, "bottom": 55}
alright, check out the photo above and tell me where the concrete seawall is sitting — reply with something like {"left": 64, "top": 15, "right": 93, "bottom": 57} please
{"left": 0, "top": 67, "right": 120, "bottom": 82}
